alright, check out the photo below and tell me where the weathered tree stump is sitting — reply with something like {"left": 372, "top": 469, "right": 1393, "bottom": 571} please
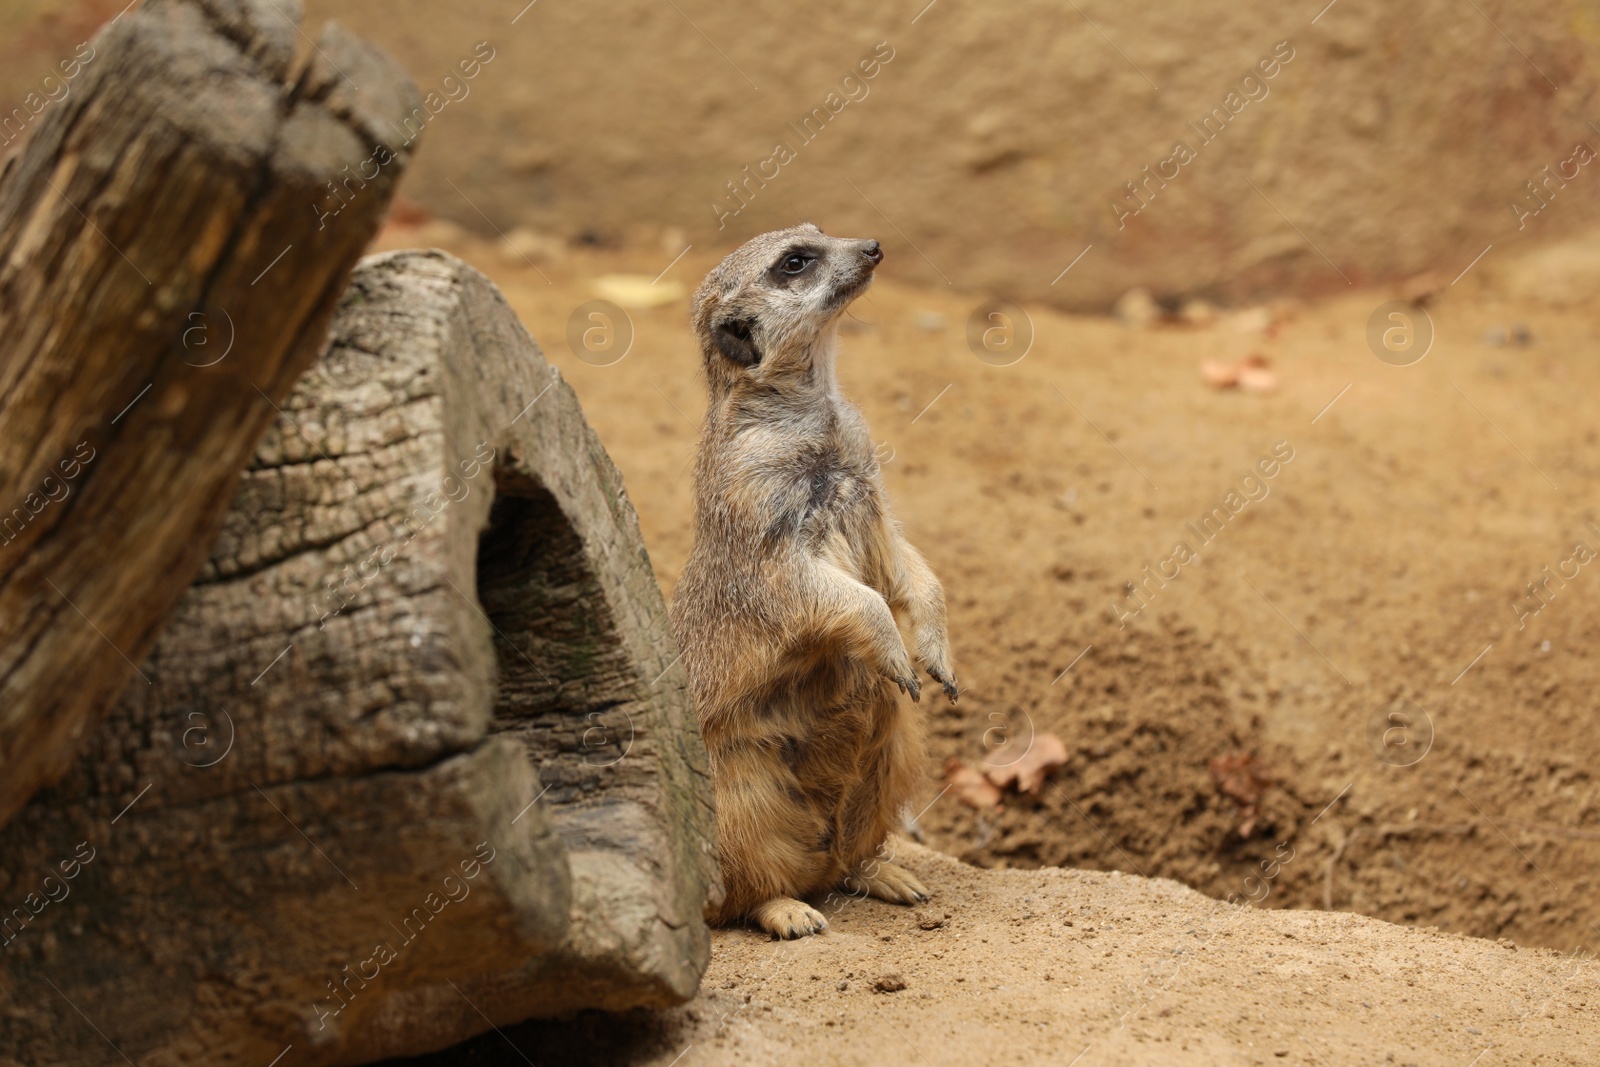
{"left": 0, "top": 251, "right": 721, "bottom": 1066}
{"left": 0, "top": 0, "right": 420, "bottom": 825}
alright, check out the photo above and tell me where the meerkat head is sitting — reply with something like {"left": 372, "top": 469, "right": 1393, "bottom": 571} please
{"left": 691, "top": 223, "right": 882, "bottom": 396}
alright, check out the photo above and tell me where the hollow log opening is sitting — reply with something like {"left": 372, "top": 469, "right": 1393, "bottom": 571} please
{"left": 476, "top": 466, "right": 633, "bottom": 814}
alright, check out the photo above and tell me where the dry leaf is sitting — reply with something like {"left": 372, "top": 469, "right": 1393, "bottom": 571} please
{"left": 1237, "top": 367, "right": 1277, "bottom": 394}
{"left": 1237, "top": 354, "right": 1278, "bottom": 393}
{"left": 1200, "top": 359, "right": 1239, "bottom": 388}
{"left": 593, "top": 273, "right": 685, "bottom": 308}
{"left": 1113, "top": 287, "right": 1159, "bottom": 328}
{"left": 1208, "top": 753, "right": 1273, "bottom": 837}
{"left": 1179, "top": 298, "right": 1219, "bottom": 327}
{"left": 982, "top": 732, "right": 1068, "bottom": 795}
{"left": 1227, "top": 306, "right": 1272, "bottom": 334}
{"left": 943, "top": 757, "right": 1002, "bottom": 809}
{"left": 501, "top": 225, "right": 567, "bottom": 265}
{"left": 1201, "top": 353, "right": 1276, "bottom": 393}
{"left": 384, "top": 194, "right": 432, "bottom": 228}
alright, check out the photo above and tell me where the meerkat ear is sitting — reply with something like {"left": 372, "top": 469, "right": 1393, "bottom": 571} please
{"left": 713, "top": 317, "right": 761, "bottom": 367}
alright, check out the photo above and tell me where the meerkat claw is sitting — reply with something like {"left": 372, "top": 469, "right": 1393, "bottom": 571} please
{"left": 927, "top": 668, "right": 959, "bottom": 703}
{"left": 842, "top": 861, "right": 930, "bottom": 906}
{"left": 752, "top": 897, "right": 829, "bottom": 939}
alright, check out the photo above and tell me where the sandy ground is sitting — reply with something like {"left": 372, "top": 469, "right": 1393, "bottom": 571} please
{"left": 361, "top": 216, "right": 1600, "bottom": 1063}
{"left": 3, "top": 5, "right": 1597, "bottom": 1063}
{"left": 375, "top": 218, "right": 1600, "bottom": 953}
{"left": 386, "top": 841, "right": 1597, "bottom": 1066}
{"left": 8, "top": 0, "right": 1598, "bottom": 964}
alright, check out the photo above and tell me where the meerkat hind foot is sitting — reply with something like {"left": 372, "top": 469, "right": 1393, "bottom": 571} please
{"left": 752, "top": 896, "right": 829, "bottom": 939}
{"left": 843, "top": 861, "right": 929, "bottom": 905}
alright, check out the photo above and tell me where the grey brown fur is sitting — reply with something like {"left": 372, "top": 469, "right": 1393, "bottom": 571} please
{"left": 671, "top": 224, "right": 958, "bottom": 938}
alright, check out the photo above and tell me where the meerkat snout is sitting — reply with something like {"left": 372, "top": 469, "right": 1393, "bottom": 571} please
{"left": 690, "top": 223, "right": 885, "bottom": 390}
{"left": 673, "top": 223, "right": 958, "bottom": 940}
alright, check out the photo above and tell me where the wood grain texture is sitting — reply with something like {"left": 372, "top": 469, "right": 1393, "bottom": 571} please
{"left": 0, "top": 0, "right": 420, "bottom": 825}
{"left": 0, "top": 251, "right": 720, "bottom": 1066}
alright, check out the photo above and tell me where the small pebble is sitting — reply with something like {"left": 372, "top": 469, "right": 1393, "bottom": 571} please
{"left": 1114, "top": 287, "right": 1159, "bottom": 328}
{"left": 1483, "top": 324, "right": 1533, "bottom": 347}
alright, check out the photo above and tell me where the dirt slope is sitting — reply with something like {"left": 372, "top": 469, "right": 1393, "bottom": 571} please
{"left": 300, "top": 0, "right": 1600, "bottom": 308}
{"left": 384, "top": 840, "right": 1598, "bottom": 1066}
{"left": 12, "top": 0, "right": 1600, "bottom": 308}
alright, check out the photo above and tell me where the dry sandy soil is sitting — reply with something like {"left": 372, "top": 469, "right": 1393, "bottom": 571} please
{"left": 6, "top": 0, "right": 1599, "bottom": 957}
{"left": 11, "top": 0, "right": 1600, "bottom": 308}
{"left": 3, "top": 4, "right": 1597, "bottom": 1063}
{"left": 386, "top": 842, "right": 1597, "bottom": 1066}
{"left": 376, "top": 219, "right": 1600, "bottom": 951}
{"left": 358, "top": 215, "right": 1600, "bottom": 1063}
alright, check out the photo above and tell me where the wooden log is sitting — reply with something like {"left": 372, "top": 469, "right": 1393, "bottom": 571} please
{"left": 0, "top": 0, "right": 420, "bottom": 825}
{"left": 0, "top": 250, "right": 721, "bottom": 1066}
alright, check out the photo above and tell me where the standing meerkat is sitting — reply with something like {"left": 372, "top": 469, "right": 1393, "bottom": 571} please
{"left": 671, "top": 223, "right": 958, "bottom": 939}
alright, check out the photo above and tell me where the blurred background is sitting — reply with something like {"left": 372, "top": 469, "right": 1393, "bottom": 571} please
{"left": 13, "top": 0, "right": 1600, "bottom": 307}
{"left": 6, "top": 0, "right": 1598, "bottom": 961}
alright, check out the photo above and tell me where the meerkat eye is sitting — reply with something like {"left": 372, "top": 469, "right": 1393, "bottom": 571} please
{"left": 780, "top": 253, "right": 813, "bottom": 275}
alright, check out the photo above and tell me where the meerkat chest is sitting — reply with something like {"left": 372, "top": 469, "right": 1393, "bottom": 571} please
{"left": 798, "top": 452, "right": 876, "bottom": 530}
{"left": 790, "top": 406, "right": 886, "bottom": 566}
{"left": 784, "top": 448, "right": 888, "bottom": 586}
{"left": 723, "top": 403, "right": 887, "bottom": 575}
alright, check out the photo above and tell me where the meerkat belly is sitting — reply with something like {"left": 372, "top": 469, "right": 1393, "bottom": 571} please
{"left": 717, "top": 657, "right": 898, "bottom": 877}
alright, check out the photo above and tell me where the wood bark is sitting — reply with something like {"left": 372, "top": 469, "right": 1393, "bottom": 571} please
{"left": 0, "top": 250, "right": 721, "bottom": 1066}
{"left": 0, "top": 0, "right": 420, "bottom": 825}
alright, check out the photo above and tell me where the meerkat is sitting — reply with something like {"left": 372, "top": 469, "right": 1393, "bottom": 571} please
{"left": 670, "top": 223, "right": 958, "bottom": 939}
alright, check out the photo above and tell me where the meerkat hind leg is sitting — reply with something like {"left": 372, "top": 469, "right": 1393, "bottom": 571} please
{"left": 752, "top": 896, "right": 829, "bottom": 939}
{"left": 842, "top": 860, "right": 929, "bottom": 905}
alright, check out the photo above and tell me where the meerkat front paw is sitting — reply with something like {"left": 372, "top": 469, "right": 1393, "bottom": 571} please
{"left": 890, "top": 671, "right": 922, "bottom": 702}
{"left": 752, "top": 897, "right": 830, "bottom": 939}
{"left": 842, "top": 861, "right": 930, "bottom": 905}
{"left": 924, "top": 663, "right": 959, "bottom": 703}
{"left": 911, "top": 632, "right": 958, "bottom": 703}
{"left": 879, "top": 644, "right": 922, "bottom": 702}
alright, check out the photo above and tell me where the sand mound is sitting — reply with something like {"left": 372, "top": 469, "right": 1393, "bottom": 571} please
{"left": 390, "top": 841, "right": 1597, "bottom": 1066}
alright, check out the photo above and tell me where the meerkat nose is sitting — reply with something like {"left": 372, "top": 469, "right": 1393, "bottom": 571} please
{"left": 860, "top": 240, "right": 882, "bottom": 264}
